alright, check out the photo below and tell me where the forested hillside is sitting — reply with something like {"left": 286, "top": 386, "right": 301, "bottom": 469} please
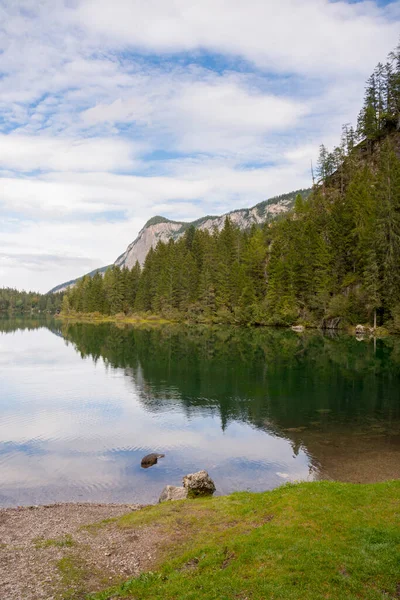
{"left": 48, "top": 189, "right": 309, "bottom": 293}
{"left": 63, "top": 42, "right": 400, "bottom": 331}
{"left": 0, "top": 288, "right": 63, "bottom": 315}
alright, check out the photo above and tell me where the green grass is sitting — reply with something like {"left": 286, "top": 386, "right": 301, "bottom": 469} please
{"left": 57, "top": 311, "right": 173, "bottom": 326}
{"left": 57, "top": 555, "right": 88, "bottom": 600}
{"left": 87, "top": 481, "right": 400, "bottom": 600}
{"left": 34, "top": 534, "right": 75, "bottom": 549}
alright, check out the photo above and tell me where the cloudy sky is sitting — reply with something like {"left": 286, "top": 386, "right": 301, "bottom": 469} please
{"left": 1, "top": 0, "right": 399, "bottom": 292}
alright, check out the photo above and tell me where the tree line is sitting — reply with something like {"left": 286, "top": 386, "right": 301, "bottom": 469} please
{"left": 316, "top": 42, "right": 400, "bottom": 182}
{"left": 63, "top": 42, "right": 400, "bottom": 331}
{"left": 0, "top": 288, "right": 63, "bottom": 315}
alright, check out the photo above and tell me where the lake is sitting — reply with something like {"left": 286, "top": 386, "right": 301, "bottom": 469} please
{"left": 0, "top": 317, "right": 399, "bottom": 507}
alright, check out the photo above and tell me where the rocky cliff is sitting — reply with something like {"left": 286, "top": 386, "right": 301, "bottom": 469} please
{"left": 48, "top": 188, "right": 310, "bottom": 293}
{"left": 115, "top": 189, "right": 309, "bottom": 269}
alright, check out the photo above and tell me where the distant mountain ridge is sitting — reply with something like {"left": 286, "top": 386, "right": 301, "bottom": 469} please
{"left": 48, "top": 188, "right": 310, "bottom": 293}
{"left": 48, "top": 265, "right": 110, "bottom": 294}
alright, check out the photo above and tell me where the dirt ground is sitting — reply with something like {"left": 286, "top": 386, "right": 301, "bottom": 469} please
{"left": 0, "top": 502, "right": 164, "bottom": 600}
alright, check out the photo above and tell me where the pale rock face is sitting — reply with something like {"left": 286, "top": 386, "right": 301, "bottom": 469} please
{"left": 115, "top": 193, "right": 302, "bottom": 270}
{"left": 115, "top": 221, "right": 183, "bottom": 270}
{"left": 51, "top": 283, "right": 73, "bottom": 293}
{"left": 48, "top": 188, "right": 309, "bottom": 293}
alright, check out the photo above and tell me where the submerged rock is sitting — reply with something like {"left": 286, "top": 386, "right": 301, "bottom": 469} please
{"left": 182, "top": 470, "right": 216, "bottom": 498}
{"left": 159, "top": 485, "right": 188, "bottom": 503}
{"left": 291, "top": 325, "right": 305, "bottom": 332}
{"left": 141, "top": 453, "right": 165, "bottom": 469}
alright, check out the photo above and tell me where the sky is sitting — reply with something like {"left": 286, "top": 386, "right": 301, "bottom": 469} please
{"left": 0, "top": 0, "right": 399, "bottom": 293}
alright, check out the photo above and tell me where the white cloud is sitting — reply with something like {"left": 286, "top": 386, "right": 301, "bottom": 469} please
{"left": 1, "top": 160, "right": 310, "bottom": 222}
{"left": 74, "top": 0, "right": 399, "bottom": 76}
{"left": 0, "top": 252, "right": 99, "bottom": 272}
{"left": 0, "top": 134, "right": 143, "bottom": 172}
{"left": 177, "top": 81, "right": 305, "bottom": 130}
{"left": 83, "top": 74, "right": 307, "bottom": 135}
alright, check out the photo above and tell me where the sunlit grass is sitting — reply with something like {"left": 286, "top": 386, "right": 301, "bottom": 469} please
{"left": 58, "top": 311, "right": 173, "bottom": 326}
{"left": 88, "top": 480, "right": 400, "bottom": 600}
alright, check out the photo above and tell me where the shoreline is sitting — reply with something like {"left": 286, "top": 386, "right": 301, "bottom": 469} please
{"left": 1, "top": 481, "right": 399, "bottom": 600}
{"left": 56, "top": 312, "right": 175, "bottom": 326}
{"left": 0, "top": 501, "right": 144, "bottom": 511}
{"left": 1, "top": 311, "right": 391, "bottom": 337}
{"left": 0, "top": 500, "right": 150, "bottom": 600}
{"left": 56, "top": 311, "right": 391, "bottom": 336}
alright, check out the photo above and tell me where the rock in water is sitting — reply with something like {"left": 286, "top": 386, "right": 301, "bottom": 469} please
{"left": 141, "top": 453, "right": 165, "bottom": 468}
{"left": 182, "top": 470, "right": 216, "bottom": 498}
{"left": 291, "top": 325, "right": 305, "bottom": 332}
{"left": 159, "top": 485, "right": 188, "bottom": 503}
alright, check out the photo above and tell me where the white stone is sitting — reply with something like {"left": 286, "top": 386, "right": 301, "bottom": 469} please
{"left": 159, "top": 485, "right": 188, "bottom": 503}
{"left": 182, "top": 470, "right": 216, "bottom": 497}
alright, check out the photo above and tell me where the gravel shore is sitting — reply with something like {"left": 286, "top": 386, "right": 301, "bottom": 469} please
{"left": 0, "top": 502, "right": 162, "bottom": 600}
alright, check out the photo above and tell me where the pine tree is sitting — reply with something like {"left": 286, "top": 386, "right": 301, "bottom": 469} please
{"left": 375, "top": 139, "right": 400, "bottom": 315}
{"left": 215, "top": 217, "right": 239, "bottom": 310}
{"left": 357, "top": 73, "right": 379, "bottom": 141}
{"left": 62, "top": 295, "right": 71, "bottom": 314}
{"left": 363, "top": 249, "right": 380, "bottom": 328}
{"left": 387, "top": 42, "right": 400, "bottom": 129}
{"left": 243, "top": 227, "right": 267, "bottom": 301}
{"left": 104, "top": 266, "right": 126, "bottom": 314}
{"left": 135, "top": 248, "right": 156, "bottom": 312}
{"left": 316, "top": 144, "right": 329, "bottom": 183}
{"left": 126, "top": 261, "right": 141, "bottom": 309}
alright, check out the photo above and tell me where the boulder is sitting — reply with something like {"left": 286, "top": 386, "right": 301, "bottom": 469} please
{"left": 355, "top": 324, "right": 365, "bottom": 334}
{"left": 182, "top": 470, "right": 216, "bottom": 498}
{"left": 159, "top": 485, "right": 188, "bottom": 503}
{"left": 141, "top": 453, "right": 165, "bottom": 468}
{"left": 291, "top": 325, "right": 305, "bottom": 332}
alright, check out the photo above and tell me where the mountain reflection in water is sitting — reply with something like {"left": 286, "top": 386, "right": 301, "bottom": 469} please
{"left": 0, "top": 317, "right": 399, "bottom": 507}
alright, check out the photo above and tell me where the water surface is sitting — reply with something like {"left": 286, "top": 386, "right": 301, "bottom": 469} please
{"left": 0, "top": 318, "right": 399, "bottom": 506}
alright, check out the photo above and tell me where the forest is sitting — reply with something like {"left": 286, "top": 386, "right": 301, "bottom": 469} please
{"left": 0, "top": 288, "right": 63, "bottom": 315}
{"left": 63, "top": 43, "right": 400, "bottom": 332}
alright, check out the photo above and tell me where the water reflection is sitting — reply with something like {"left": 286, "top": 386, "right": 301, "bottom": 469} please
{"left": 0, "top": 318, "right": 399, "bottom": 507}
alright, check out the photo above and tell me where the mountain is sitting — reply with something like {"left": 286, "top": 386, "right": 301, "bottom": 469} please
{"left": 48, "top": 188, "right": 310, "bottom": 293}
{"left": 48, "top": 265, "right": 110, "bottom": 294}
{"left": 114, "top": 189, "right": 310, "bottom": 269}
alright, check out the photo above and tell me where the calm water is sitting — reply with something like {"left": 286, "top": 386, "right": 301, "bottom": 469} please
{"left": 0, "top": 317, "right": 399, "bottom": 507}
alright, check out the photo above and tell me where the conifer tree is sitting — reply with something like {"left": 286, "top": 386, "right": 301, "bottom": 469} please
{"left": 375, "top": 139, "right": 400, "bottom": 314}
{"left": 363, "top": 249, "right": 380, "bottom": 328}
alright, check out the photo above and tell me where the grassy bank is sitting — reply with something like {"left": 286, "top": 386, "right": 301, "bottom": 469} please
{"left": 87, "top": 481, "right": 400, "bottom": 600}
{"left": 57, "top": 311, "right": 174, "bottom": 326}
{"left": 58, "top": 312, "right": 393, "bottom": 338}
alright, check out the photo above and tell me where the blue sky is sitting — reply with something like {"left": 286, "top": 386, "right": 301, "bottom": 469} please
{"left": 0, "top": 0, "right": 399, "bottom": 292}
